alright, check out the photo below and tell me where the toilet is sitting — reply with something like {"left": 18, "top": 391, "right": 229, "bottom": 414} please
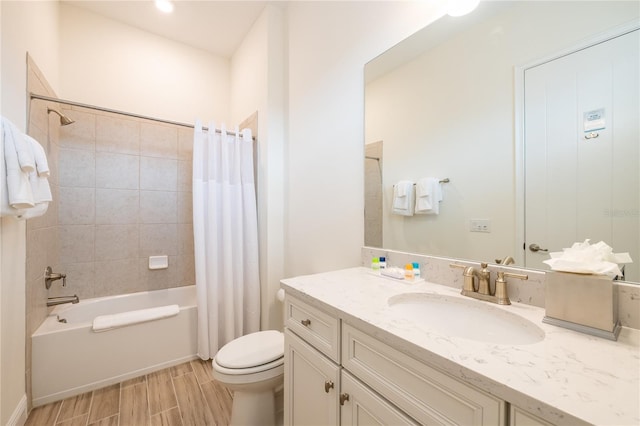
{"left": 211, "top": 330, "right": 285, "bottom": 426}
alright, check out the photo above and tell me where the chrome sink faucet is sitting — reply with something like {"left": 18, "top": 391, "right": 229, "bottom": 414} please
{"left": 451, "top": 262, "right": 528, "bottom": 305}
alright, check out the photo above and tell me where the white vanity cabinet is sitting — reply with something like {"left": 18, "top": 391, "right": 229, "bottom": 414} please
{"left": 509, "top": 406, "right": 555, "bottom": 426}
{"left": 285, "top": 294, "right": 508, "bottom": 426}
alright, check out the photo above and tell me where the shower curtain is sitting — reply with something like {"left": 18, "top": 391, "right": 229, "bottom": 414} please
{"left": 192, "top": 121, "right": 260, "bottom": 360}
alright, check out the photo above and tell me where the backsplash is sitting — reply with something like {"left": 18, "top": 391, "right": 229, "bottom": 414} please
{"left": 362, "top": 247, "right": 640, "bottom": 330}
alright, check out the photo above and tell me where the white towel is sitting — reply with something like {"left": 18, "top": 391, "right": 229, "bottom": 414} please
{"left": 2, "top": 117, "right": 35, "bottom": 173}
{"left": 392, "top": 180, "right": 414, "bottom": 216}
{"left": 415, "top": 177, "right": 443, "bottom": 215}
{"left": 93, "top": 304, "right": 180, "bottom": 332}
{"left": 27, "top": 134, "right": 50, "bottom": 177}
{"left": 2, "top": 117, "right": 35, "bottom": 211}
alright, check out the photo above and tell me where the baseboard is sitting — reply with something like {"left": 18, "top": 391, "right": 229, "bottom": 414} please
{"left": 7, "top": 394, "right": 28, "bottom": 426}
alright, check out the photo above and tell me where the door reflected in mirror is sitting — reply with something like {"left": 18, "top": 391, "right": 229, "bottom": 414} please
{"left": 364, "top": 1, "right": 639, "bottom": 283}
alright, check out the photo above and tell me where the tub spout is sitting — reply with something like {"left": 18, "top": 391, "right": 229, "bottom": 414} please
{"left": 47, "top": 295, "right": 79, "bottom": 307}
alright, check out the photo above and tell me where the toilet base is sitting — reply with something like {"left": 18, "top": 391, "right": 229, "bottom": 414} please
{"left": 230, "top": 389, "right": 276, "bottom": 426}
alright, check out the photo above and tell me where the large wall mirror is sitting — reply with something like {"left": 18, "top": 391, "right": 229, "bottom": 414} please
{"left": 364, "top": 1, "right": 639, "bottom": 283}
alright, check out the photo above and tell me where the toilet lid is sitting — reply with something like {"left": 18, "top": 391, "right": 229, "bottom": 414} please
{"left": 215, "top": 330, "right": 284, "bottom": 369}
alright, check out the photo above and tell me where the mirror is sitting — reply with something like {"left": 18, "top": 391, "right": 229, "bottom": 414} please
{"left": 364, "top": 1, "right": 639, "bottom": 283}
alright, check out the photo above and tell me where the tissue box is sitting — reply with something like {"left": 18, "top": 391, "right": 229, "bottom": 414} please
{"left": 543, "top": 271, "right": 620, "bottom": 340}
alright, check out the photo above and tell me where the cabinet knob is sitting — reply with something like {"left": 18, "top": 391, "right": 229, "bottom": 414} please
{"left": 301, "top": 319, "right": 311, "bottom": 327}
{"left": 340, "top": 393, "right": 350, "bottom": 406}
{"left": 324, "top": 380, "right": 334, "bottom": 393}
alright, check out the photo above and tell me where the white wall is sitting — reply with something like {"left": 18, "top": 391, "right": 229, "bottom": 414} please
{"left": 284, "top": 1, "right": 445, "bottom": 277}
{"left": 0, "top": 1, "right": 59, "bottom": 423}
{"left": 365, "top": 1, "right": 638, "bottom": 263}
{"left": 230, "top": 4, "right": 286, "bottom": 330}
{"left": 59, "top": 3, "right": 230, "bottom": 125}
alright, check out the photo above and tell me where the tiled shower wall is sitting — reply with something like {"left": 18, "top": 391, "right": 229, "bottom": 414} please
{"left": 25, "top": 56, "right": 61, "bottom": 410}
{"left": 50, "top": 105, "right": 196, "bottom": 301}
{"left": 364, "top": 141, "right": 382, "bottom": 247}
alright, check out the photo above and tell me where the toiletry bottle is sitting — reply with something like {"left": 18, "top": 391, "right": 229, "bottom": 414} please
{"left": 372, "top": 257, "right": 380, "bottom": 271}
{"left": 412, "top": 262, "right": 420, "bottom": 279}
{"left": 379, "top": 256, "right": 386, "bottom": 269}
{"left": 404, "top": 263, "right": 414, "bottom": 280}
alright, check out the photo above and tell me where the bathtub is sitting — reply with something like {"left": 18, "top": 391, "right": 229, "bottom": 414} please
{"left": 32, "top": 285, "right": 198, "bottom": 407}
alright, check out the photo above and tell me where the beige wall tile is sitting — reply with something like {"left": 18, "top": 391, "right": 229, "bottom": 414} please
{"left": 176, "top": 255, "right": 195, "bottom": 287}
{"left": 60, "top": 109, "right": 96, "bottom": 151}
{"left": 141, "top": 122, "right": 178, "bottom": 159}
{"left": 59, "top": 187, "right": 96, "bottom": 225}
{"left": 178, "top": 127, "right": 194, "bottom": 161}
{"left": 140, "top": 157, "right": 177, "bottom": 191}
{"left": 177, "top": 160, "right": 192, "bottom": 193}
{"left": 51, "top": 262, "right": 95, "bottom": 300}
{"left": 138, "top": 257, "right": 178, "bottom": 291}
{"left": 59, "top": 225, "right": 95, "bottom": 263}
{"left": 94, "top": 258, "right": 140, "bottom": 297}
{"left": 177, "top": 190, "right": 192, "bottom": 224}
{"left": 140, "top": 191, "right": 177, "bottom": 224}
{"left": 96, "top": 115, "right": 140, "bottom": 155}
{"left": 139, "top": 224, "right": 177, "bottom": 257}
{"left": 95, "top": 224, "right": 139, "bottom": 261}
{"left": 59, "top": 148, "right": 96, "bottom": 188}
{"left": 95, "top": 152, "right": 139, "bottom": 189}
{"left": 178, "top": 224, "right": 194, "bottom": 255}
{"left": 95, "top": 189, "right": 139, "bottom": 224}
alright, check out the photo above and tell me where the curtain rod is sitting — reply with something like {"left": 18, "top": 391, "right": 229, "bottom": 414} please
{"left": 29, "top": 93, "right": 254, "bottom": 140}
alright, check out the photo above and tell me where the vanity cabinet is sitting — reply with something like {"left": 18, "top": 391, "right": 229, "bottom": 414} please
{"left": 285, "top": 294, "right": 509, "bottom": 426}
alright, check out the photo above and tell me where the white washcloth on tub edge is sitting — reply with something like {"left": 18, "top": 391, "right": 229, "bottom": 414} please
{"left": 92, "top": 304, "right": 180, "bottom": 332}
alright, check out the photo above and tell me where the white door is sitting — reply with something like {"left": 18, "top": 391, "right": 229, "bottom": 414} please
{"left": 524, "top": 29, "right": 639, "bottom": 281}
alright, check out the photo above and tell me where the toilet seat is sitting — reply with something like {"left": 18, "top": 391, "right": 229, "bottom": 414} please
{"left": 213, "top": 330, "right": 284, "bottom": 376}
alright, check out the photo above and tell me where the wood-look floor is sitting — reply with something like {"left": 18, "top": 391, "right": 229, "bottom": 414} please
{"left": 25, "top": 359, "right": 233, "bottom": 426}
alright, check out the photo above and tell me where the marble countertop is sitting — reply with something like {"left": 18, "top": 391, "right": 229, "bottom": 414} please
{"left": 281, "top": 267, "right": 640, "bottom": 426}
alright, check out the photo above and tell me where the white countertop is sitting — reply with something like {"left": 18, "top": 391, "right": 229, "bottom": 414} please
{"left": 281, "top": 267, "right": 640, "bottom": 426}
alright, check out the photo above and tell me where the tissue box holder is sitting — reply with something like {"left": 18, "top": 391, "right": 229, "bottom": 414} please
{"left": 543, "top": 271, "right": 620, "bottom": 341}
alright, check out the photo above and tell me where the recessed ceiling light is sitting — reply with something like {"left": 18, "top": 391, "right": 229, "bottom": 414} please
{"left": 155, "top": 0, "right": 174, "bottom": 14}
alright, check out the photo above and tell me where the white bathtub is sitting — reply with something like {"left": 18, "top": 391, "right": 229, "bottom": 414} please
{"left": 32, "top": 285, "right": 198, "bottom": 407}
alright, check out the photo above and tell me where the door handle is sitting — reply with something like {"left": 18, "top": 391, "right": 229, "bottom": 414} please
{"left": 529, "top": 243, "right": 549, "bottom": 253}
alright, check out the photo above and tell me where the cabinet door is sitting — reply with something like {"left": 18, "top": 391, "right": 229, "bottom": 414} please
{"left": 284, "top": 328, "right": 340, "bottom": 426}
{"left": 341, "top": 371, "right": 419, "bottom": 426}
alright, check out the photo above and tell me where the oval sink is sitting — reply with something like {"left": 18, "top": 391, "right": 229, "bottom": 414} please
{"left": 386, "top": 293, "right": 545, "bottom": 345}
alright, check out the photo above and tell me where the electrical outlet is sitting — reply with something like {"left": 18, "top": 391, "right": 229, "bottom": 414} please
{"left": 470, "top": 219, "right": 491, "bottom": 233}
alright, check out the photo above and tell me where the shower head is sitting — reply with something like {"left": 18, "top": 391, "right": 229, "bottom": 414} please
{"left": 47, "top": 108, "right": 75, "bottom": 126}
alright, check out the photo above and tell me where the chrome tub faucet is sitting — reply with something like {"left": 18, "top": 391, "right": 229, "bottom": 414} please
{"left": 47, "top": 295, "right": 79, "bottom": 307}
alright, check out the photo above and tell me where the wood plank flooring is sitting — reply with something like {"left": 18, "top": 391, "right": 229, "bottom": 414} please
{"left": 25, "top": 359, "right": 232, "bottom": 426}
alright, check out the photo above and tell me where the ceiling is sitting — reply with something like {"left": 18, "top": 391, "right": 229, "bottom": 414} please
{"left": 63, "top": 1, "right": 269, "bottom": 58}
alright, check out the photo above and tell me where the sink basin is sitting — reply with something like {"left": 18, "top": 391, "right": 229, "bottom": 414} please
{"left": 386, "top": 293, "right": 545, "bottom": 345}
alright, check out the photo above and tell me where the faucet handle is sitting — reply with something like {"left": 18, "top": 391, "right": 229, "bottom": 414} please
{"left": 494, "top": 271, "right": 528, "bottom": 305}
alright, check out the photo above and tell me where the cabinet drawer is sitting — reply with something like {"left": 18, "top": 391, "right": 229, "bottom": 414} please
{"left": 510, "top": 406, "right": 555, "bottom": 426}
{"left": 342, "top": 323, "right": 506, "bottom": 426}
{"left": 285, "top": 295, "right": 340, "bottom": 362}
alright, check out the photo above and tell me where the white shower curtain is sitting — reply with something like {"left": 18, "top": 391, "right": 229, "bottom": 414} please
{"left": 192, "top": 121, "right": 260, "bottom": 360}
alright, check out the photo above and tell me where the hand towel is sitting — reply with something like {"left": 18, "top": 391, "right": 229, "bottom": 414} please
{"left": 2, "top": 117, "right": 35, "bottom": 210}
{"left": 26, "top": 134, "right": 50, "bottom": 177}
{"left": 392, "top": 180, "right": 414, "bottom": 216}
{"left": 93, "top": 305, "right": 180, "bottom": 332}
{"left": 415, "top": 177, "right": 443, "bottom": 215}
{"left": 0, "top": 126, "right": 26, "bottom": 217}
{"left": 2, "top": 117, "right": 35, "bottom": 173}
